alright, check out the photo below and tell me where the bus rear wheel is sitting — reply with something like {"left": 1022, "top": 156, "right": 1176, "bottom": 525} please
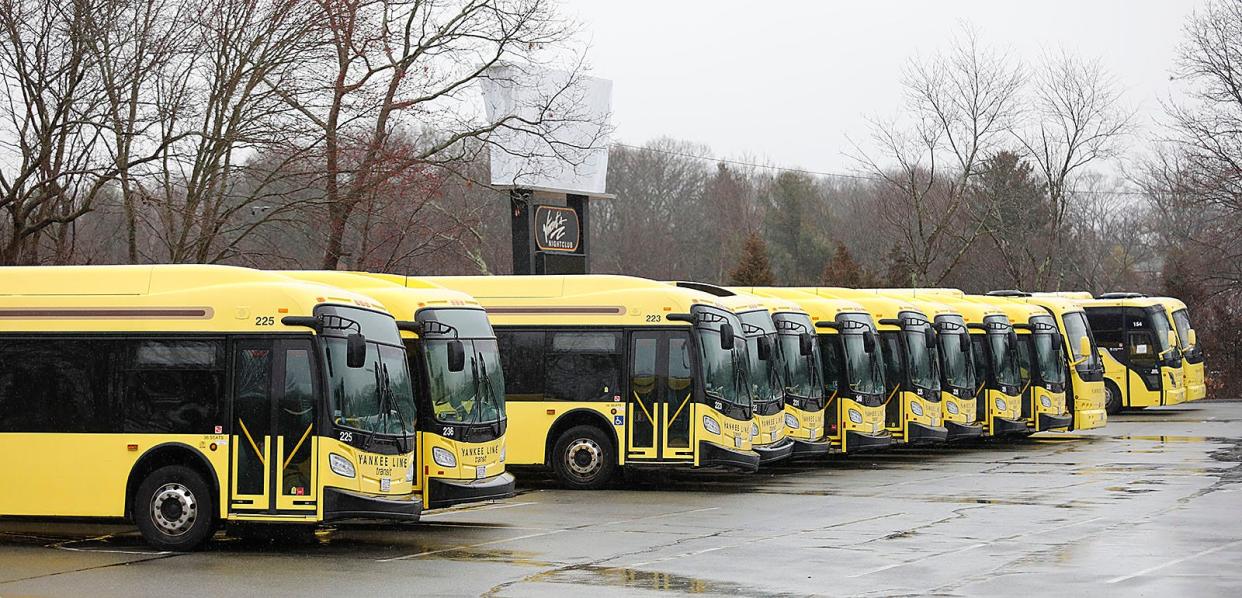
{"left": 552, "top": 425, "right": 615, "bottom": 490}
{"left": 1104, "top": 381, "right": 1123, "bottom": 415}
{"left": 133, "top": 465, "right": 216, "bottom": 551}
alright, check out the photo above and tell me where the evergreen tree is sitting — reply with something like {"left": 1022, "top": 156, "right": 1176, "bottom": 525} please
{"left": 729, "top": 231, "right": 777, "bottom": 286}
{"left": 820, "top": 243, "right": 876, "bottom": 288}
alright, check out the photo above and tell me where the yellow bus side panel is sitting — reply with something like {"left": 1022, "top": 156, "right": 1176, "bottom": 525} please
{"left": 502, "top": 401, "right": 622, "bottom": 467}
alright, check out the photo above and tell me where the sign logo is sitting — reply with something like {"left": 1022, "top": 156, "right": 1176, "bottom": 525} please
{"left": 534, "top": 205, "right": 580, "bottom": 252}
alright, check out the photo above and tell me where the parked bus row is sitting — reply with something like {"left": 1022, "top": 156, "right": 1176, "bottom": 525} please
{"left": 0, "top": 266, "right": 1206, "bottom": 550}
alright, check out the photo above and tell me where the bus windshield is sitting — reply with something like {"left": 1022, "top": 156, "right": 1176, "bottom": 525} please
{"left": 1061, "top": 311, "right": 1100, "bottom": 373}
{"left": 936, "top": 318, "right": 974, "bottom": 391}
{"left": 738, "top": 310, "right": 781, "bottom": 406}
{"left": 417, "top": 309, "right": 506, "bottom": 425}
{"left": 1031, "top": 316, "right": 1064, "bottom": 385}
{"left": 694, "top": 305, "right": 752, "bottom": 410}
{"left": 1171, "top": 308, "right": 1193, "bottom": 351}
{"left": 839, "top": 313, "right": 885, "bottom": 396}
{"left": 985, "top": 315, "right": 1021, "bottom": 387}
{"left": 902, "top": 313, "right": 939, "bottom": 392}
{"left": 1148, "top": 308, "right": 1178, "bottom": 360}
{"left": 319, "top": 305, "right": 417, "bottom": 437}
{"left": 774, "top": 313, "right": 822, "bottom": 401}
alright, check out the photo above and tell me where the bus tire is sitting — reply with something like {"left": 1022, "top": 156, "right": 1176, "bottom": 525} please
{"left": 552, "top": 425, "right": 615, "bottom": 490}
{"left": 1104, "top": 380, "right": 1123, "bottom": 415}
{"left": 133, "top": 465, "right": 216, "bottom": 551}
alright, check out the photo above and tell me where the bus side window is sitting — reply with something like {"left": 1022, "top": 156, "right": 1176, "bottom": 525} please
{"left": 1086, "top": 310, "right": 1125, "bottom": 351}
{"left": 0, "top": 338, "right": 120, "bottom": 433}
{"left": 1128, "top": 332, "right": 1157, "bottom": 365}
{"left": 545, "top": 331, "right": 622, "bottom": 402}
{"left": 496, "top": 331, "right": 545, "bottom": 401}
{"left": 124, "top": 340, "right": 225, "bottom": 434}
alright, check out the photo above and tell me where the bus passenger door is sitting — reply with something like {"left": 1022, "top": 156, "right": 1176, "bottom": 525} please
{"left": 627, "top": 333, "right": 660, "bottom": 460}
{"left": 660, "top": 332, "right": 695, "bottom": 461}
{"left": 229, "top": 340, "right": 319, "bottom": 515}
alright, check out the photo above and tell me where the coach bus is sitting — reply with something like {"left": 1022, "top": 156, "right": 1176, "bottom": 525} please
{"left": 988, "top": 299, "right": 1073, "bottom": 433}
{"left": 426, "top": 275, "right": 759, "bottom": 489}
{"left": 987, "top": 292, "right": 1107, "bottom": 431}
{"left": 744, "top": 288, "right": 893, "bottom": 453}
{"left": 803, "top": 289, "right": 948, "bottom": 445}
{"left": 877, "top": 292, "right": 984, "bottom": 441}
{"left": 1157, "top": 296, "right": 1207, "bottom": 402}
{"left": 0, "top": 266, "right": 420, "bottom": 550}
{"left": 1078, "top": 294, "right": 1186, "bottom": 412}
{"left": 281, "top": 272, "right": 515, "bottom": 509}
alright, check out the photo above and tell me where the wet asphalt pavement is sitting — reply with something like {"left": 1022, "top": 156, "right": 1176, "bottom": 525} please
{"left": 2, "top": 402, "right": 1241, "bottom": 597}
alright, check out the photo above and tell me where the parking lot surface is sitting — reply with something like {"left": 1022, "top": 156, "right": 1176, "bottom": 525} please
{"left": 2, "top": 401, "right": 1240, "bottom": 597}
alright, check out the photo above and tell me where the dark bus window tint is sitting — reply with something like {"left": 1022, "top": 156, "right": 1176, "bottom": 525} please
{"left": 281, "top": 346, "right": 316, "bottom": 496}
{"left": 234, "top": 345, "right": 272, "bottom": 496}
{"left": 123, "top": 340, "right": 225, "bottom": 434}
{"left": 0, "top": 338, "right": 121, "bottom": 433}
{"left": 666, "top": 334, "right": 694, "bottom": 448}
{"left": 880, "top": 332, "right": 904, "bottom": 391}
{"left": 1085, "top": 309, "right": 1124, "bottom": 350}
{"left": 496, "top": 331, "right": 545, "bottom": 398}
{"left": 545, "top": 331, "right": 622, "bottom": 402}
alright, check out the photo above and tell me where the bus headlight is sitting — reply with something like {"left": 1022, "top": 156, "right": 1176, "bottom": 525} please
{"left": 432, "top": 447, "right": 457, "bottom": 468}
{"left": 702, "top": 416, "right": 721, "bottom": 435}
{"left": 996, "top": 398, "right": 1007, "bottom": 411}
{"left": 784, "top": 413, "right": 799, "bottom": 428}
{"left": 1040, "top": 395, "right": 1052, "bottom": 408}
{"left": 848, "top": 409, "right": 863, "bottom": 424}
{"left": 751, "top": 423, "right": 760, "bottom": 438}
{"left": 329, "top": 453, "right": 355, "bottom": 478}
{"left": 500, "top": 445, "right": 506, "bottom": 463}
{"left": 910, "top": 401, "right": 924, "bottom": 416}
{"left": 946, "top": 401, "right": 959, "bottom": 415}
{"left": 405, "top": 458, "right": 415, "bottom": 483}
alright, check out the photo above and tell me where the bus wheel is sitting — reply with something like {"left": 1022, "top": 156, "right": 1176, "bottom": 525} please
{"left": 552, "top": 425, "right": 615, "bottom": 490}
{"left": 1104, "top": 381, "right": 1123, "bottom": 415}
{"left": 133, "top": 465, "right": 216, "bottom": 551}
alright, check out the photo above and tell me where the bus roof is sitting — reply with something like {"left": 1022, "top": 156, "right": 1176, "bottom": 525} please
{"left": 979, "top": 296, "right": 1053, "bottom": 329}
{"left": 280, "top": 271, "right": 483, "bottom": 332}
{"left": 0, "top": 264, "right": 389, "bottom": 333}
{"left": 738, "top": 288, "right": 870, "bottom": 327}
{"left": 795, "top": 288, "right": 927, "bottom": 326}
{"left": 870, "top": 290, "right": 963, "bottom": 321}
{"left": 909, "top": 294, "right": 1006, "bottom": 324}
{"left": 422, "top": 275, "right": 732, "bottom": 326}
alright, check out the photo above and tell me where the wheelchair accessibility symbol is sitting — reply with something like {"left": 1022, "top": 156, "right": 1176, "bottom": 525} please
{"left": 614, "top": 415, "right": 625, "bottom": 426}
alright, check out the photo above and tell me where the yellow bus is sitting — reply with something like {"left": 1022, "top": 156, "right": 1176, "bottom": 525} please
{"left": 281, "top": 272, "right": 515, "bottom": 510}
{"left": 804, "top": 289, "right": 948, "bottom": 445}
{"left": 988, "top": 299, "right": 1073, "bottom": 433}
{"left": 1078, "top": 294, "right": 1186, "bottom": 413}
{"left": 910, "top": 293, "right": 1028, "bottom": 436}
{"left": 987, "top": 292, "right": 1107, "bottom": 431}
{"left": 745, "top": 288, "right": 893, "bottom": 453}
{"left": 0, "top": 265, "right": 421, "bottom": 550}
{"left": 426, "top": 275, "right": 759, "bottom": 489}
{"left": 1156, "top": 296, "right": 1207, "bottom": 402}
{"left": 876, "top": 292, "right": 985, "bottom": 441}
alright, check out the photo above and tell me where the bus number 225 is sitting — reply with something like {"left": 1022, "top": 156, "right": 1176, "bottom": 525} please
{"left": 255, "top": 316, "right": 275, "bottom": 326}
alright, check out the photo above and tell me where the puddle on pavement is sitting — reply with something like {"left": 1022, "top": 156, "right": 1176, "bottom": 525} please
{"left": 1117, "top": 435, "right": 1210, "bottom": 443}
{"left": 517, "top": 564, "right": 802, "bottom": 597}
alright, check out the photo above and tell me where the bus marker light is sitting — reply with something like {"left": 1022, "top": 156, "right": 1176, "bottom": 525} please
{"left": 127, "top": 444, "right": 138, "bottom": 451}
{"left": 546, "top": 409, "right": 556, "bottom": 415}
{"left": 610, "top": 408, "right": 617, "bottom": 415}
{"left": 209, "top": 443, "right": 218, "bottom": 452}
{"left": 278, "top": 308, "right": 288, "bottom": 313}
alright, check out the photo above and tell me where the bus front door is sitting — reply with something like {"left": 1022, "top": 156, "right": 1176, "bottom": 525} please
{"left": 230, "top": 340, "right": 319, "bottom": 516}
{"left": 627, "top": 331, "right": 695, "bottom": 463}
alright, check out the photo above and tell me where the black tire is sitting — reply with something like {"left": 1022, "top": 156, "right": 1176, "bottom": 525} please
{"left": 133, "top": 465, "right": 216, "bottom": 551}
{"left": 551, "top": 425, "right": 616, "bottom": 490}
{"left": 1104, "top": 380, "right": 1123, "bottom": 415}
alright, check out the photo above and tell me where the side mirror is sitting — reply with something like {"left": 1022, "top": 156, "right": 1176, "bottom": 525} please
{"left": 959, "top": 333, "right": 970, "bottom": 353}
{"left": 1008, "top": 330, "right": 1019, "bottom": 348}
{"left": 757, "top": 336, "right": 772, "bottom": 361}
{"left": 447, "top": 339, "right": 466, "bottom": 373}
{"left": 1078, "top": 335, "right": 1091, "bottom": 360}
{"left": 720, "top": 323, "right": 735, "bottom": 351}
{"left": 346, "top": 333, "right": 367, "bottom": 368}
{"left": 863, "top": 331, "right": 876, "bottom": 354}
{"left": 1051, "top": 332, "right": 1063, "bottom": 352}
{"left": 924, "top": 327, "right": 937, "bottom": 348}
{"left": 800, "top": 333, "right": 814, "bottom": 357}
{"left": 1188, "top": 328, "right": 1197, "bottom": 347}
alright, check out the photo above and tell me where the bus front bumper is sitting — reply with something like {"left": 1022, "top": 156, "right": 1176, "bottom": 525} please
{"left": 945, "top": 421, "right": 984, "bottom": 441}
{"left": 845, "top": 430, "right": 894, "bottom": 452}
{"left": 1037, "top": 413, "right": 1073, "bottom": 432}
{"left": 992, "top": 417, "right": 1028, "bottom": 436}
{"left": 426, "top": 472, "right": 517, "bottom": 510}
{"left": 754, "top": 437, "right": 795, "bottom": 465}
{"left": 906, "top": 421, "right": 948, "bottom": 445}
{"left": 323, "top": 488, "right": 422, "bottom": 522}
{"left": 790, "top": 436, "right": 833, "bottom": 457}
{"left": 698, "top": 441, "right": 760, "bottom": 473}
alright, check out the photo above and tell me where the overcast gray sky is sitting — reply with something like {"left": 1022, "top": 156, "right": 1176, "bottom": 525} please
{"left": 563, "top": 0, "right": 1205, "bottom": 174}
